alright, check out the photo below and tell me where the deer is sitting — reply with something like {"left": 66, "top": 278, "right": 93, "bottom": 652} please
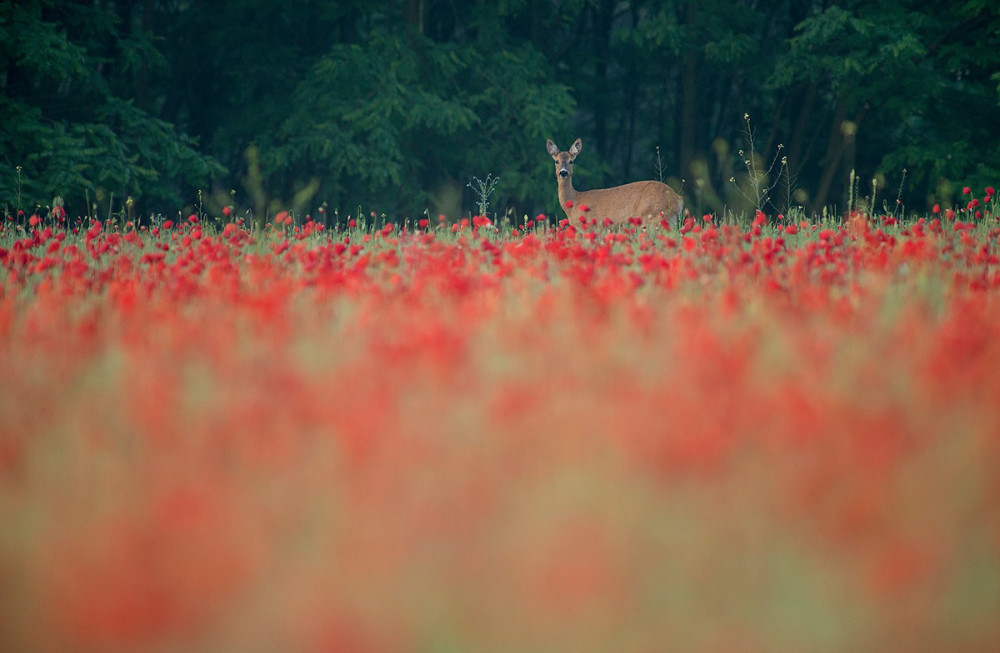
{"left": 546, "top": 138, "right": 684, "bottom": 227}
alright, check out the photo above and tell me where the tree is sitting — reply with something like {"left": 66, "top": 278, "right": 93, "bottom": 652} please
{"left": 770, "top": 0, "right": 1000, "bottom": 213}
{"left": 0, "top": 0, "right": 223, "bottom": 217}
{"left": 264, "top": 3, "right": 575, "bottom": 221}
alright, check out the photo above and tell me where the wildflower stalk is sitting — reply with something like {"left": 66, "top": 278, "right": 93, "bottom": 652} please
{"left": 655, "top": 146, "right": 666, "bottom": 184}
{"left": 732, "top": 114, "right": 790, "bottom": 215}
{"left": 15, "top": 166, "right": 24, "bottom": 218}
{"left": 468, "top": 174, "right": 499, "bottom": 217}
{"left": 848, "top": 169, "right": 856, "bottom": 216}
{"left": 894, "top": 169, "right": 907, "bottom": 218}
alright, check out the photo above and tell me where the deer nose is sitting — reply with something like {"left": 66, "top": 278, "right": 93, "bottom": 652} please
{"left": 559, "top": 169, "right": 569, "bottom": 178}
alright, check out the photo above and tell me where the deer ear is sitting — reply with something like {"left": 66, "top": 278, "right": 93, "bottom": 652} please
{"left": 569, "top": 138, "right": 582, "bottom": 156}
{"left": 546, "top": 139, "right": 559, "bottom": 157}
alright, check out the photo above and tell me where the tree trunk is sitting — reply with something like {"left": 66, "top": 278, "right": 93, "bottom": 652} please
{"left": 623, "top": 0, "right": 641, "bottom": 178}
{"left": 812, "top": 100, "right": 868, "bottom": 214}
{"left": 811, "top": 99, "right": 849, "bottom": 214}
{"left": 405, "top": 0, "right": 424, "bottom": 35}
{"left": 592, "top": 0, "right": 615, "bottom": 163}
{"left": 788, "top": 82, "right": 817, "bottom": 180}
{"left": 678, "top": 3, "right": 699, "bottom": 182}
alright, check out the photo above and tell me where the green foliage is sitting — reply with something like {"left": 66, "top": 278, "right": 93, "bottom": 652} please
{"left": 270, "top": 24, "right": 573, "bottom": 217}
{"left": 272, "top": 28, "right": 477, "bottom": 213}
{"left": 766, "top": 0, "right": 1000, "bottom": 210}
{"left": 0, "top": 1, "right": 223, "bottom": 215}
{"left": 462, "top": 43, "right": 575, "bottom": 214}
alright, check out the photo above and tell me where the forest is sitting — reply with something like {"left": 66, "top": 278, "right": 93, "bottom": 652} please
{"left": 2, "top": 0, "right": 999, "bottom": 222}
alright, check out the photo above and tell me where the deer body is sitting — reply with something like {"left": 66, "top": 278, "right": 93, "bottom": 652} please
{"left": 547, "top": 138, "right": 684, "bottom": 225}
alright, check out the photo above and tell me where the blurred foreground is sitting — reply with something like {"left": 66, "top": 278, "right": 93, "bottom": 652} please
{"left": 2, "top": 211, "right": 999, "bottom": 651}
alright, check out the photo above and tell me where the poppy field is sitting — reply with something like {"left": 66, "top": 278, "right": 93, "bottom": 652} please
{"left": 2, "top": 198, "right": 1000, "bottom": 652}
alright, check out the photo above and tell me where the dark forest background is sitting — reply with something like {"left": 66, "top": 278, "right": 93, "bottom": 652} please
{"left": 2, "top": 0, "right": 999, "bottom": 222}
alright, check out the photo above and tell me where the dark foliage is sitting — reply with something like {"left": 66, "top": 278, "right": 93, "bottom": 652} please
{"left": 2, "top": 0, "right": 998, "bottom": 220}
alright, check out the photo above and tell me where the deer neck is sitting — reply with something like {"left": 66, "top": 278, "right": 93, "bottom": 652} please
{"left": 557, "top": 176, "right": 579, "bottom": 210}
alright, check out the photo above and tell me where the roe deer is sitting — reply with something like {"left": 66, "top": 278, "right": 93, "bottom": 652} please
{"left": 546, "top": 138, "right": 684, "bottom": 226}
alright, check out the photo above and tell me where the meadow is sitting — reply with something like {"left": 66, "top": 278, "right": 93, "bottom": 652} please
{"left": 2, "top": 197, "right": 1000, "bottom": 652}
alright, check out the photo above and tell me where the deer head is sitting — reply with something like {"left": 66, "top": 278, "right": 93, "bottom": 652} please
{"left": 546, "top": 138, "right": 582, "bottom": 183}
